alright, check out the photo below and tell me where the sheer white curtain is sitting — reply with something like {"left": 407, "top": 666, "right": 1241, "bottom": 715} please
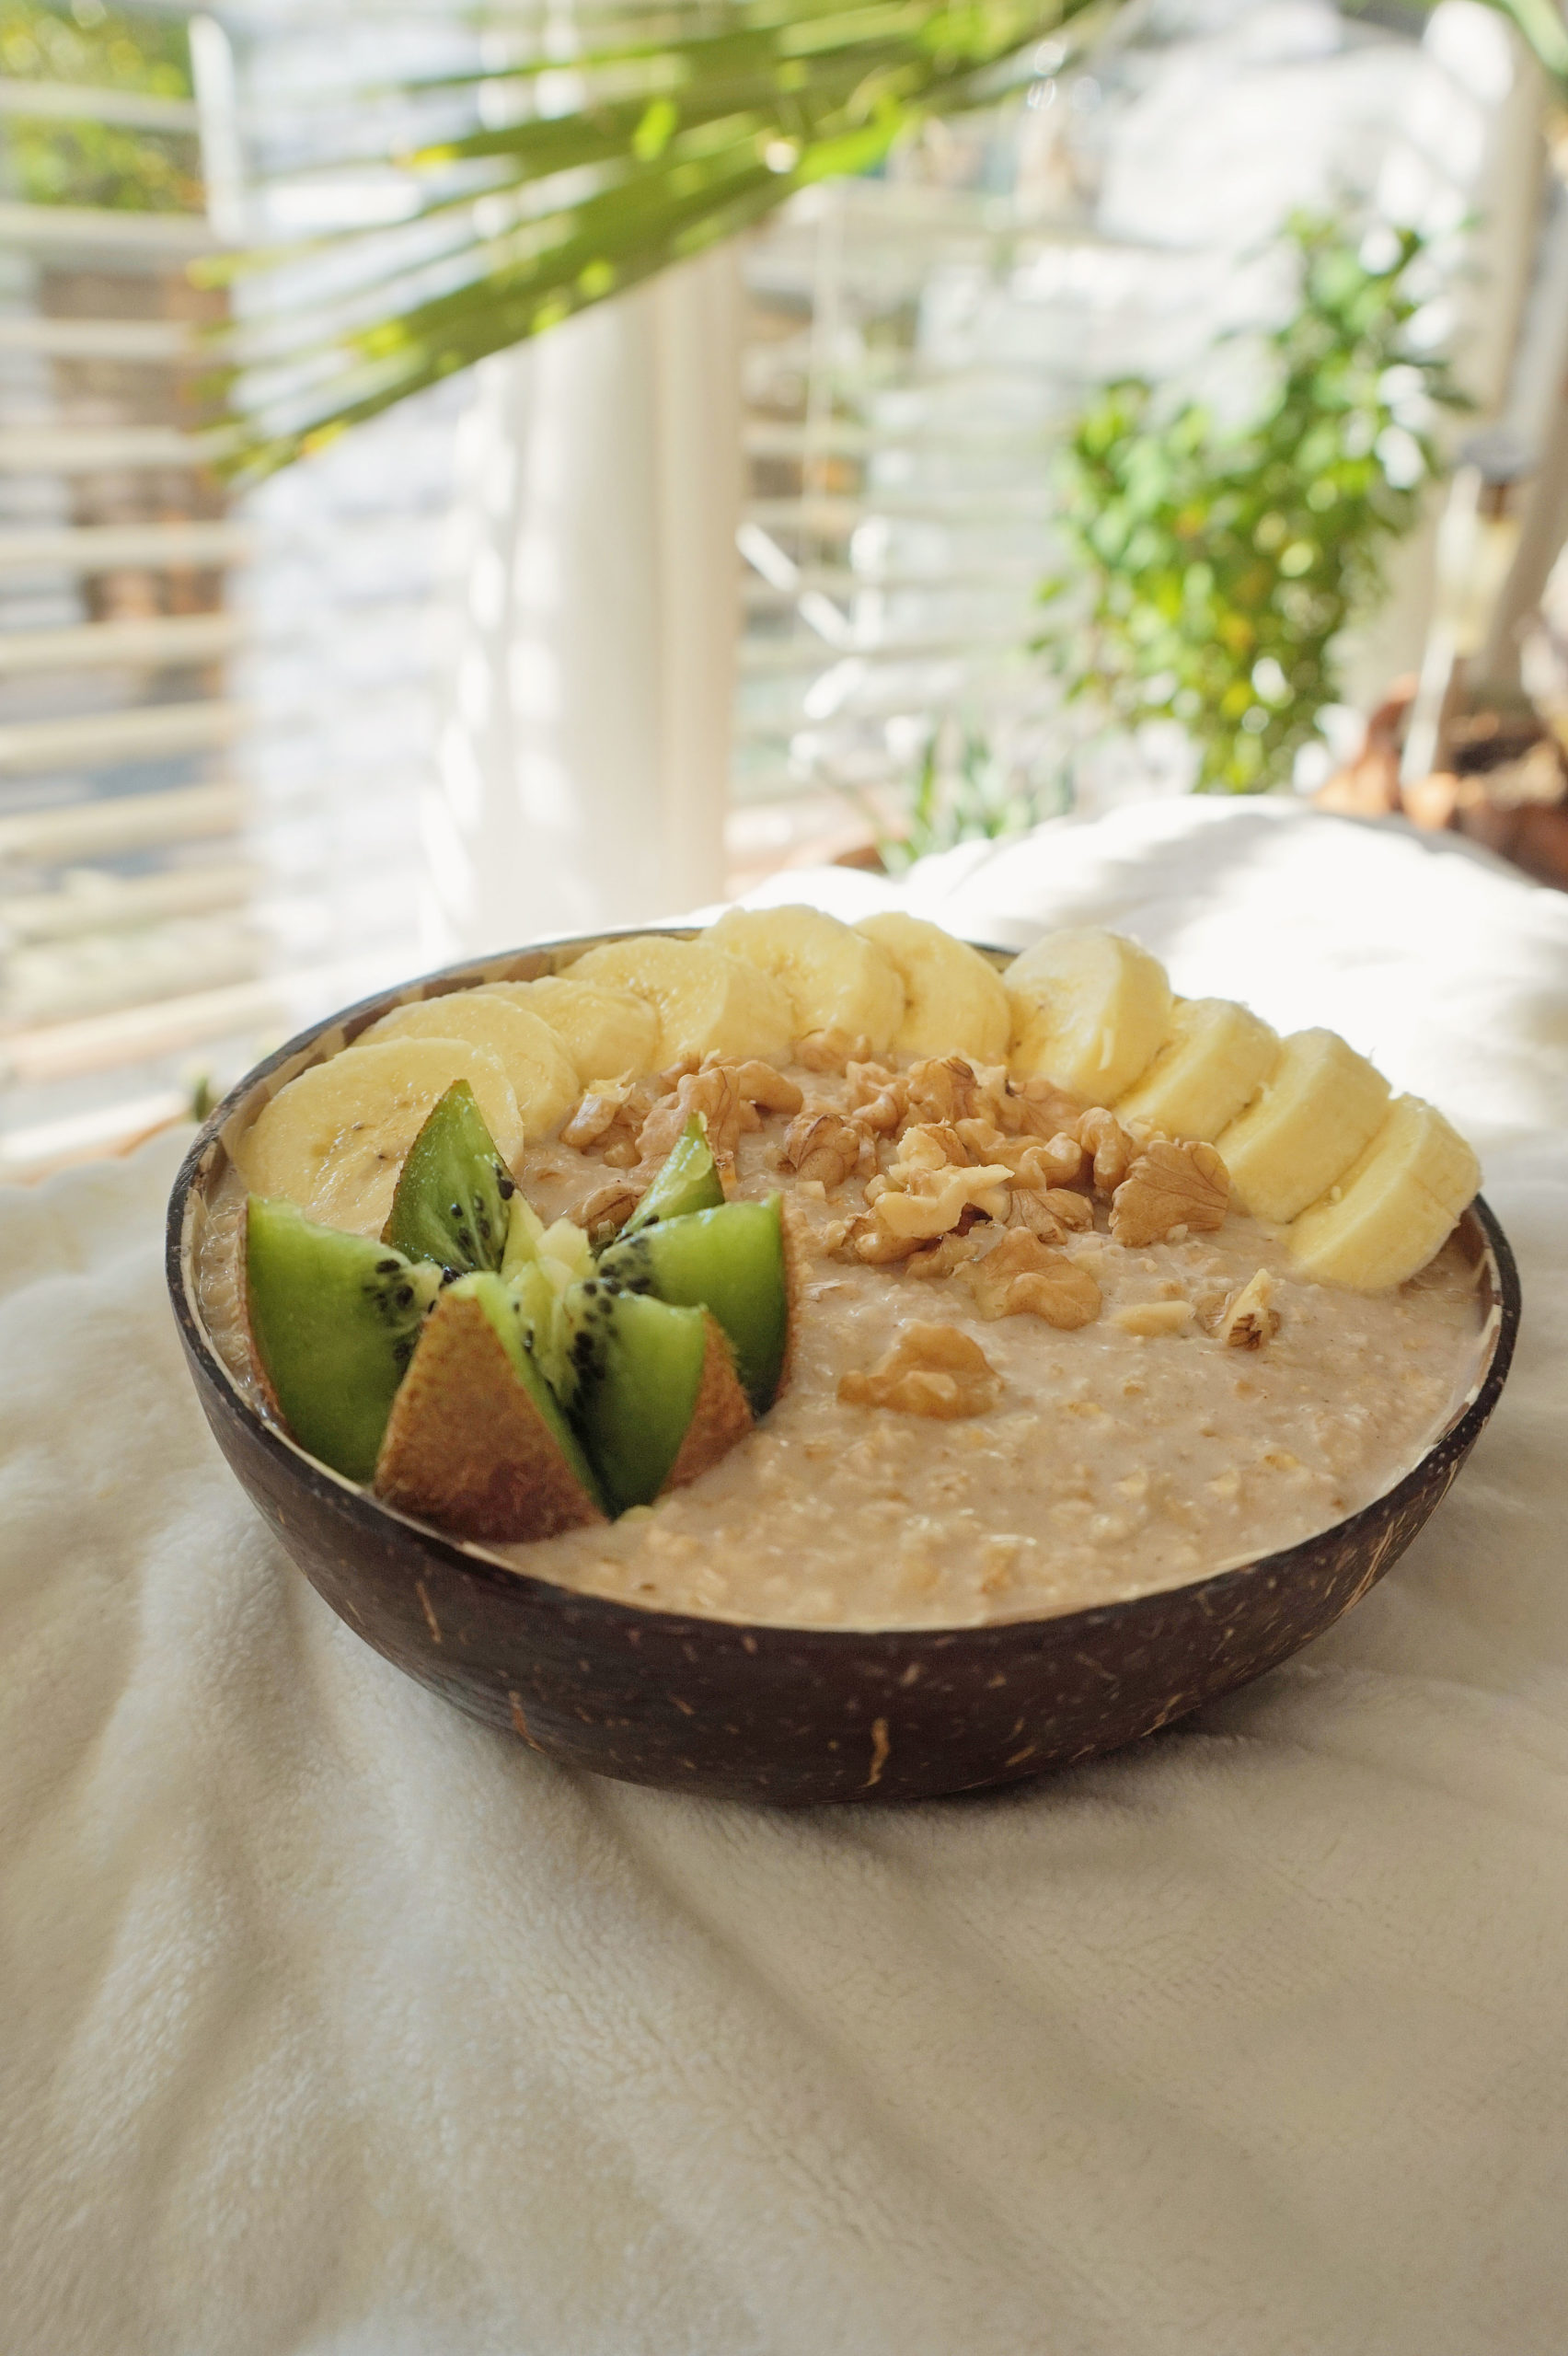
{"left": 423, "top": 245, "right": 741, "bottom": 962}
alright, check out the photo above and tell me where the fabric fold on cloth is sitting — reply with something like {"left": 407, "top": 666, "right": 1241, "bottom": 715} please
{"left": 4, "top": 801, "right": 1566, "bottom": 2356}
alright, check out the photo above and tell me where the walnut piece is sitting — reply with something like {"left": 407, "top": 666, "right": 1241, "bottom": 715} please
{"left": 634, "top": 1057, "right": 799, "bottom": 1177}
{"left": 1078, "top": 1107, "right": 1136, "bottom": 1194}
{"left": 872, "top": 1159, "right": 1012, "bottom": 1241}
{"left": 838, "top": 1322, "right": 1001, "bottom": 1419}
{"left": 845, "top": 1061, "right": 908, "bottom": 1135}
{"left": 1110, "top": 1138, "right": 1230, "bottom": 1248}
{"left": 579, "top": 1180, "right": 644, "bottom": 1244}
{"left": 967, "top": 1230, "right": 1101, "bottom": 1327}
{"left": 905, "top": 1230, "right": 985, "bottom": 1278}
{"left": 784, "top": 1109, "right": 861, "bottom": 1192}
{"left": 1217, "top": 1268, "right": 1280, "bottom": 1349}
{"left": 794, "top": 1027, "right": 874, "bottom": 1074}
{"left": 561, "top": 1076, "right": 657, "bottom": 1161}
{"left": 1009, "top": 1076, "right": 1085, "bottom": 1140}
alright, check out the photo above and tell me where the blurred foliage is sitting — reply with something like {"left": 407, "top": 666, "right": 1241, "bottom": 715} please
{"left": 0, "top": 0, "right": 198, "bottom": 212}
{"left": 1038, "top": 216, "right": 1470, "bottom": 793}
{"left": 213, "top": 0, "right": 1567, "bottom": 477}
{"left": 878, "top": 717, "right": 1070, "bottom": 871}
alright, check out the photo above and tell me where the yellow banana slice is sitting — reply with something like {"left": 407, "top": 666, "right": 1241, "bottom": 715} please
{"left": 1216, "top": 1029, "right": 1389, "bottom": 1223}
{"left": 480, "top": 977, "right": 659, "bottom": 1084}
{"left": 1005, "top": 929, "right": 1172, "bottom": 1102}
{"left": 235, "top": 1039, "right": 524, "bottom": 1238}
{"left": 1116, "top": 998, "right": 1280, "bottom": 1141}
{"left": 854, "top": 912, "right": 1010, "bottom": 1061}
{"left": 566, "top": 934, "right": 792, "bottom": 1067}
{"left": 706, "top": 904, "right": 905, "bottom": 1051}
{"left": 363, "top": 988, "right": 579, "bottom": 1136}
{"left": 1288, "top": 1096, "right": 1481, "bottom": 1290}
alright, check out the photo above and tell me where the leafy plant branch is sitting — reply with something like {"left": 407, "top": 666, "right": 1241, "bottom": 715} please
{"left": 1037, "top": 216, "right": 1470, "bottom": 793}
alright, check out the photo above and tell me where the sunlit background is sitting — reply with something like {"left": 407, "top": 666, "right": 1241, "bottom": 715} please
{"left": 3, "top": 0, "right": 1566, "bottom": 1176}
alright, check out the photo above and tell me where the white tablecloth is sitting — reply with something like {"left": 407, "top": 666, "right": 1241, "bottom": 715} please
{"left": 5, "top": 800, "right": 1566, "bottom": 2356}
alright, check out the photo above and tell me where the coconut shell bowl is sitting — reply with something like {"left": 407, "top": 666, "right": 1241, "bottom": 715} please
{"left": 167, "top": 931, "right": 1520, "bottom": 1807}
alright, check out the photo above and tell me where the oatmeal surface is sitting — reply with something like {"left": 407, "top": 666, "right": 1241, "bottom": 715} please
{"left": 200, "top": 1056, "right": 1486, "bottom": 1634}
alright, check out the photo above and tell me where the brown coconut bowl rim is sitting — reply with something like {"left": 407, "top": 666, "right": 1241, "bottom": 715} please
{"left": 166, "top": 926, "right": 1521, "bottom": 1654}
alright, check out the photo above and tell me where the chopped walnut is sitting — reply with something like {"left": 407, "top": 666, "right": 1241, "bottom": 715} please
{"left": 966, "top": 1125, "right": 1086, "bottom": 1191}
{"left": 894, "top": 1121, "right": 971, "bottom": 1172}
{"left": 873, "top": 1159, "right": 1012, "bottom": 1241}
{"left": 1110, "top": 1138, "right": 1230, "bottom": 1248}
{"left": 1005, "top": 1190, "right": 1068, "bottom": 1243}
{"left": 794, "top": 1027, "right": 874, "bottom": 1074}
{"left": 1078, "top": 1108, "right": 1136, "bottom": 1194}
{"left": 838, "top": 1322, "right": 1001, "bottom": 1419}
{"left": 905, "top": 1229, "right": 985, "bottom": 1278}
{"left": 579, "top": 1180, "right": 644, "bottom": 1245}
{"left": 840, "top": 1218, "right": 925, "bottom": 1265}
{"left": 904, "top": 1056, "right": 991, "bottom": 1127}
{"left": 1042, "top": 1185, "right": 1093, "bottom": 1230}
{"left": 722, "top": 1057, "right": 804, "bottom": 1116}
{"left": 1009, "top": 1077, "right": 1085, "bottom": 1140}
{"left": 636, "top": 1067, "right": 755, "bottom": 1174}
{"left": 845, "top": 1061, "right": 908, "bottom": 1135}
{"left": 1217, "top": 1268, "right": 1280, "bottom": 1349}
{"left": 784, "top": 1110, "right": 861, "bottom": 1192}
{"left": 967, "top": 1230, "right": 1101, "bottom": 1327}
{"left": 561, "top": 1075, "right": 657, "bottom": 1162}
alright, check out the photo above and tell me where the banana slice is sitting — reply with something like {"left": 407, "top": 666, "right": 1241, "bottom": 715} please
{"left": 1216, "top": 1029, "right": 1389, "bottom": 1223}
{"left": 1288, "top": 1095, "right": 1480, "bottom": 1290}
{"left": 1005, "top": 929, "right": 1172, "bottom": 1102}
{"left": 705, "top": 905, "right": 905, "bottom": 1052}
{"left": 854, "top": 912, "right": 1010, "bottom": 1061}
{"left": 235, "top": 1040, "right": 524, "bottom": 1238}
{"left": 480, "top": 976, "right": 659, "bottom": 1083}
{"left": 565, "top": 935, "right": 792, "bottom": 1068}
{"left": 1116, "top": 998, "right": 1280, "bottom": 1141}
{"left": 362, "top": 989, "right": 579, "bottom": 1137}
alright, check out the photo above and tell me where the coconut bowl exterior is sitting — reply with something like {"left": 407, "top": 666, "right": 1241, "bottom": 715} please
{"left": 167, "top": 931, "right": 1521, "bottom": 1807}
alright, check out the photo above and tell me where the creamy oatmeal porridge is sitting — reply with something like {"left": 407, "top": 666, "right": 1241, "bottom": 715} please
{"left": 200, "top": 1037, "right": 1485, "bottom": 1634}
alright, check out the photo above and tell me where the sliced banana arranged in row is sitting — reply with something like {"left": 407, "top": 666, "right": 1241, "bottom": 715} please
{"left": 235, "top": 899, "right": 1479, "bottom": 1294}
{"left": 1116, "top": 997, "right": 1279, "bottom": 1143}
{"left": 235, "top": 1038, "right": 525, "bottom": 1237}
{"left": 707, "top": 904, "right": 905, "bottom": 1051}
{"left": 995, "top": 925, "right": 1477, "bottom": 1290}
{"left": 1006, "top": 927, "right": 1172, "bottom": 1103}
{"left": 854, "top": 911, "right": 1010, "bottom": 1061}
{"left": 1213, "top": 1028, "right": 1389, "bottom": 1224}
{"left": 482, "top": 976, "right": 659, "bottom": 1087}
{"left": 570, "top": 933, "right": 794, "bottom": 1068}
{"left": 363, "top": 987, "right": 580, "bottom": 1138}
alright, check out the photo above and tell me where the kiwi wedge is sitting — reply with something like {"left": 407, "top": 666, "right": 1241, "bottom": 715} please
{"left": 566, "top": 1281, "right": 751, "bottom": 1513}
{"left": 383, "top": 1080, "right": 513, "bottom": 1275}
{"left": 376, "top": 1272, "right": 606, "bottom": 1540}
{"left": 244, "top": 1195, "right": 444, "bottom": 1482}
{"left": 620, "top": 1115, "right": 724, "bottom": 1235}
{"left": 597, "top": 1196, "right": 788, "bottom": 1414}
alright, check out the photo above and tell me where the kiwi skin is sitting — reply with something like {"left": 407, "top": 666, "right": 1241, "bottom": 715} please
{"left": 376, "top": 1274, "right": 606, "bottom": 1540}
{"left": 244, "top": 1196, "right": 443, "bottom": 1483}
{"left": 383, "top": 1080, "right": 513, "bottom": 1275}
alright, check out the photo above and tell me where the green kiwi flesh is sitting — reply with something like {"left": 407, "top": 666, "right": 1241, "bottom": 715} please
{"left": 566, "top": 1282, "right": 713, "bottom": 1512}
{"left": 245, "top": 1195, "right": 443, "bottom": 1482}
{"left": 620, "top": 1115, "right": 724, "bottom": 1234}
{"left": 450, "top": 1273, "right": 605, "bottom": 1509}
{"left": 597, "top": 1196, "right": 787, "bottom": 1414}
{"left": 382, "top": 1080, "right": 513, "bottom": 1274}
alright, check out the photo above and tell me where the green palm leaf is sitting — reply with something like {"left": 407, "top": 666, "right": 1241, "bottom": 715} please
{"left": 218, "top": 0, "right": 1568, "bottom": 476}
